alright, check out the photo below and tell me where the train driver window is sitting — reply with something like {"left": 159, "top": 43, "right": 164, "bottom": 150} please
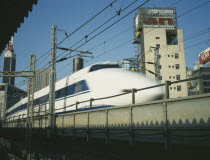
{"left": 89, "top": 64, "right": 120, "bottom": 72}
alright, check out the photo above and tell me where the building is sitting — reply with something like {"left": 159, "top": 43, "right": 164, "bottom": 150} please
{"left": 2, "top": 37, "right": 16, "bottom": 86}
{"left": 134, "top": 8, "right": 188, "bottom": 98}
{"left": 34, "top": 68, "right": 50, "bottom": 92}
{"left": 118, "top": 57, "right": 138, "bottom": 71}
{"left": 0, "top": 83, "right": 27, "bottom": 121}
{"left": 73, "top": 58, "right": 84, "bottom": 73}
{"left": 187, "top": 63, "right": 210, "bottom": 95}
{"left": 187, "top": 47, "right": 210, "bottom": 95}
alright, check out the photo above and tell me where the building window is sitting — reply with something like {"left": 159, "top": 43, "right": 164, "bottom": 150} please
{"left": 173, "top": 76, "right": 175, "bottom": 79}
{"left": 166, "top": 30, "right": 178, "bottom": 45}
{"left": 158, "top": 55, "right": 161, "bottom": 59}
{"left": 177, "top": 86, "right": 181, "bottom": 91}
{"left": 0, "top": 85, "right": 5, "bottom": 91}
{"left": 159, "top": 76, "right": 162, "bottom": 80}
{"left": 172, "top": 65, "right": 174, "bottom": 68}
{"left": 156, "top": 37, "right": 160, "bottom": 39}
{"left": 171, "top": 55, "right": 174, "bottom": 57}
{"left": 169, "top": 76, "right": 171, "bottom": 79}
{"left": 175, "top": 53, "right": 179, "bottom": 59}
{"left": 156, "top": 44, "right": 160, "bottom": 48}
{"left": 203, "top": 81, "right": 210, "bottom": 86}
{"left": 170, "top": 87, "right": 172, "bottom": 90}
{"left": 168, "top": 55, "right": 170, "bottom": 57}
{"left": 176, "top": 75, "right": 180, "bottom": 80}
{"left": 204, "top": 88, "right": 210, "bottom": 93}
{"left": 169, "top": 65, "right": 171, "bottom": 68}
{"left": 174, "top": 87, "right": 176, "bottom": 90}
{"left": 175, "top": 64, "right": 180, "bottom": 69}
{"left": 159, "top": 65, "right": 162, "bottom": 69}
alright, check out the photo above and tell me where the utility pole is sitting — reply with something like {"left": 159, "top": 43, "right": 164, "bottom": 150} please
{"left": 150, "top": 46, "right": 160, "bottom": 81}
{"left": 0, "top": 55, "right": 36, "bottom": 160}
{"left": 48, "top": 25, "right": 57, "bottom": 128}
{"left": 26, "top": 55, "right": 36, "bottom": 126}
{"left": 2, "top": 84, "right": 8, "bottom": 127}
{"left": 48, "top": 25, "right": 93, "bottom": 129}
{"left": 25, "top": 54, "right": 36, "bottom": 160}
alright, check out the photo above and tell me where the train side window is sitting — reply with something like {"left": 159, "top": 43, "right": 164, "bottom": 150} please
{"left": 74, "top": 80, "right": 89, "bottom": 94}
{"left": 55, "top": 89, "right": 63, "bottom": 99}
{"left": 74, "top": 82, "right": 83, "bottom": 93}
{"left": 67, "top": 85, "right": 74, "bottom": 95}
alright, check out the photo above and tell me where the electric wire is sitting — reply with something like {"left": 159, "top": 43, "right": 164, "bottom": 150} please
{"left": 18, "top": 26, "right": 209, "bottom": 89}
{"left": 143, "top": 28, "right": 209, "bottom": 57}
{"left": 55, "top": 29, "right": 209, "bottom": 82}
{"left": 133, "top": 0, "right": 210, "bottom": 43}
{"left": 178, "top": 1, "right": 209, "bottom": 18}
{"left": 58, "top": 0, "right": 150, "bottom": 63}
{"left": 15, "top": 0, "right": 138, "bottom": 88}
{"left": 168, "top": 0, "right": 184, "bottom": 7}
{"left": 55, "top": 0, "right": 141, "bottom": 61}
{"left": 15, "top": 0, "right": 209, "bottom": 89}
{"left": 15, "top": 0, "right": 119, "bottom": 87}
{"left": 15, "top": 0, "right": 149, "bottom": 88}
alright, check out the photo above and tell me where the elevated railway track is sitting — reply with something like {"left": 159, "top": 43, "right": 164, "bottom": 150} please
{"left": 1, "top": 93, "right": 210, "bottom": 148}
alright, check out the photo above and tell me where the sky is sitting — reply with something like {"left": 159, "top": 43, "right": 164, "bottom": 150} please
{"left": 0, "top": 0, "right": 210, "bottom": 90}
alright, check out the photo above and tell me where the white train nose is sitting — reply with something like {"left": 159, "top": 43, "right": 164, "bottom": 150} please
{"left": 151, "top": 93, "right": 164, "bottom": 100}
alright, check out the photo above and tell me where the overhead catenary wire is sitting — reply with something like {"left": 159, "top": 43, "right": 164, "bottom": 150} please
{"left": 15, "top": 0, "right": 209, "bottom": 89}
{"left": 168, "top": 0, "right": 184, "bottom": 7}
{"left": 16, "top": 31, "right": 208, "bottom": 90}
{"left": 15, "top": 0, "right": 149, "bottom": 88}
{"left": 87, "top": 26, "right": 133, "bottom": 51}
{"left": 59, "top": 0, "right": 208, "bottom": 62}
{"left": 55, "top": 0, "right": 142, "bottom": 61}
{"left": 15, "top": 0, "right": 119, "bottom": 84}
{"left": 133, "top": 1, "right": 210, "bottom": 44}
{"left": 178, "top": 1, "right": 209, "bottom": 18}
{"left": 57, "top": 0, "right": 119, "bottom": 46}
{"left": 147, "top": 39, "right": 209, "bottom": 63}
{"left": 143, "top": 28, "right": 210, "bottom": 57}
{"left": 15, "top": 27, "right": 210, "bottom": 88}
{"left": 15, "top": 0, "right": 141, "bottom": 88}
{"left": 55, "top": 30, "right": 209, "bottom": 82}
{"left": 19, "top": 0, "right": 189, "bottom": 87}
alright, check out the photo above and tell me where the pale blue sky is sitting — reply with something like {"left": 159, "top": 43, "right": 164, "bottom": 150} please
{"left": 0, "top": 0, "right": 209, "bottom": 89}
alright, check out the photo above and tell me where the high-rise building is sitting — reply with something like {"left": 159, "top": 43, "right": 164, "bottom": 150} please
{"left": 2, "top": 37, "right": 16, "bottom": 86}
{"left": 0, "top": 83, "right": 27, "bottom": 122}
{"left": 134, "top": 8, "right": 188, "bottom": 98}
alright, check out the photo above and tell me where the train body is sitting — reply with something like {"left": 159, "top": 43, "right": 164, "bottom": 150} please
{"left": 6, "top": 62, "right": 164, "bottom": 121}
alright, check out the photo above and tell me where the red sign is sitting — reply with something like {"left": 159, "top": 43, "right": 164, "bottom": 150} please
{"left": 199, "top": 50, "right": 210, "bottom": 64}
{"left": 7, "top": 44, "right": 14, "bottom": 52}
{"left": 143, "top": 18, "right": 174, "bottom": 25}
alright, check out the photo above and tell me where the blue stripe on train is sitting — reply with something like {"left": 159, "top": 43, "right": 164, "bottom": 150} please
{"left": 6, "top": 80, "right": 89, "bottom": 117}
{"left": 55, "top": 105, "right": 113, "bottom": 115}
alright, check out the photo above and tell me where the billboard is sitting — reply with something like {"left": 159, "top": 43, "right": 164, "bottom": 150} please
{"left": 199, "top": 47, "right": 210, "bottom": 64}
{"left": 136, "top": 8, "right": 177, "bottom": 30}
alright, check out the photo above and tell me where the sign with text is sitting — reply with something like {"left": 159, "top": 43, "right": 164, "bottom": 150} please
{"left": 137, "top": 8, "right": 177, "bottom": 30}
{"left": 199, "top": 47, "right": 210, "bottom": 64}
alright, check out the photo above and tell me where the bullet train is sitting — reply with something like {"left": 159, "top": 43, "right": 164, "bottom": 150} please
{"left": 6, "top": 62, "right": 164, "bottom": 120}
